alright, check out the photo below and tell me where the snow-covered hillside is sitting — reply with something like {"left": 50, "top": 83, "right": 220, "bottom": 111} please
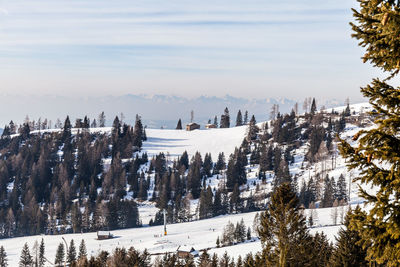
{"left": 0, "top": 207, "right": 347, "bottom": 266}
{"left": 142, "top": 126, "right": 247, "bottom": 160}
{"left": 0, "top": 102, "right": 375, "bottom": 266}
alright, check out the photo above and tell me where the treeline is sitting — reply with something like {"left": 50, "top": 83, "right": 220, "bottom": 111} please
{"left": 2, "top": 111, "right": 109, "bottom": 136}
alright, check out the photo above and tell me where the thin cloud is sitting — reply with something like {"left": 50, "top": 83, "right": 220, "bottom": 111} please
{"left": 0, "top": 8, "right": 8, "bottom": 15}
{"left": 0, "top": 0, "right": 369, "bottom": 101}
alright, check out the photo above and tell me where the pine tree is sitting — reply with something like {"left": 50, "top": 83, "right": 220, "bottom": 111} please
{"left": 311, "top": 232, "right": 333, "bottom": 266}
{"left": 321, "top": 175, "right": 335, "bottom": 208}
{"left": 62, "top": 115, "right": 72, "bottom": 141}
{"left": 310, "top": 98, "right": 317, "bottom": 115}
{"left": 236, "top": 255, "right": 243, "bottom": 267}
{"left": 257, "top": 183, "right": 310, "bottom": 266}
{"left": 336, "top": 174, "right": 347, "bottom": 202}
{"left": 274, "top": 158, "right": 291, "bottom": 189}
{"left": 220, "top": 107, "right": 230, "bottom": 128}
{"left": 339, "top": 1, "right": 400, "bottom": 264}
{"left": 247, "top": 226, "right": 252, "bottom": 240}
{"left": 98, "top": 111, "right": 106, "bottom": 127}
{"left": 246, "top": 115, "right": 259, "bottom": 141}
{"left": 213, "top": 116, "right": 218, "bottom": 127}
{"left": 235, "top": 110, "right": 243, "bottom": 126}
{"left": 229, "top": 184, "right": 242, "bottom": 213}
{"left": 176, "top": 119, "right": 182, "bottom": 130}
{"left": 54, "top": 243, "right": 65, "bottom": 267}
{"left": 198, "top": 251, "right": 211, "bottom": 267}
{"left": 215, "top": 152, "right": 226, "bottom": 174}
{"left": 243, "top": 111, "right": 248, "bottom": 125}
{"left": 0, "top": 246, "right": 7, "bottom": 267}
{"left": 39, "top": 239, "right": 45, "bottom": 267}
{"left": 211, "top": 253, "right": 219, "bottom": 267}
{"left": 236, "top": 218, "right": 246, "bottom": 243}
{"left": 219, "top": 252, "right": 231, "bottom": 267}
{"left": 329, "top": 207, "right": 368, "bottom": 267}
{"left": 203, "top": 153, "right": 213, "bottom": 177}
{"left": 133, "top": 115, "right": 144, "bottom": 148}
{"left": 78, "top": 240, "right": 87, "bottom": 259}
{"left": 19, "top": 243, "right": 32, "bottom": 267}
{"left": 67, "top": 239, "right": 77, "bottom": 265}
{"left": 344, "top": 103, "right": 351, "bottom": 117}
{"left": 222, "top": 221, "right": 236, "bottom": 246}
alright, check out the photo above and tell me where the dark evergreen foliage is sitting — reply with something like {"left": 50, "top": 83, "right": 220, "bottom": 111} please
{"left": 339, "top": 1, "right": 400, "bottom": 264}
{"left": 176, "top": 119, "right": 183, "bottom": 130}
{"left": 19, "top": 243, "right": 32, "bottom": 267}
{"left": 235, "top": 110, "right": 243, "bottom": 127}
{"left": 220, "top": 107, "right": 230, "bottom": 128}
{"left": 329, "top": 208, "right": 368, "bottom": 267}
{"left": 0, "top": 246, "right": 7, "bottom": 267}
{"left": 257, "top": 183, "right": 319, "bottom": 266}
{"left": 54, "top": 243, "right": 65, "bottom": 267}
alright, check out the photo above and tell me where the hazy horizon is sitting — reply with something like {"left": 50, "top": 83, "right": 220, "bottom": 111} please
{"left": 0, "top": 93, "right": 365, "bottom": 129}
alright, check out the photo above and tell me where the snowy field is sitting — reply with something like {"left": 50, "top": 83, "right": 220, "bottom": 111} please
{"left": 142, "top": 126, "right": 247, "bottom": 160}
{"left": 0, "top": 207, "right": 347, "bottom": 266}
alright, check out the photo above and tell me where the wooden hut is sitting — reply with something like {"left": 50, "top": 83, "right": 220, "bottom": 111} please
{"left": 97, "top": 231, "right": 113, "bottom": 240}
{"left": 205, "top": 124, "right": 217, "bottom": 129}
{"left": 176, "top": 247, "right": 199, "bottom": 258}
{"left": 186, "top": 123, "right": 200, "bottom": 131}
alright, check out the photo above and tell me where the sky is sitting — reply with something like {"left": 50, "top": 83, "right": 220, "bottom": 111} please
{"left": 0, "top": 0, "right": 381, "bottom": 101}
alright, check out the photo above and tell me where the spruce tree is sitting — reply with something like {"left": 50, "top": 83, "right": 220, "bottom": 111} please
{"left": 321, "top": 176, "right": 335, "bottom": 208}
{"left": 0, "top": 246, "right": 7, "bottom": 267}
{"left": 98, "top": 111, "right": 106, "bottom": 127}
{"left": 246, "top": 115, "right": 259, "bottom": 141}
{"left": 339, "top": 1, "right": 400, "bottom": 264}
{"left": 198, "top": 251, "right": 211, "bottom": 267}
{"left": 19, "top": 243, "right": 32, "bottom": 267}
{"left": 344, "top": 103, "right": 351, "bottom": 116}
{"left": 311, "top": 232, "right": 333, "bottom": 266}
{"left": 310, "top": 98, "right": 317, "bottom": 115}
{"left": 329, "top": 207, "right": 368, "bottom": 267}
{"left": 61, "top": 115, "right": 71, "bottom": 142}
{"left": 67, "top": 239, "right": 77, "bottom": 264}
{"left": 54, "top": 243, "right": 65, "bottom": 267}
{"left": 247, "top": 226, "right": 252, "bottom": 240}
{"left": 78, "top": 239, "right": 87, "bottom": 259}
{"left": 336, "top": 174, "right": 347, "bottom": 202}
{"left": 39, "top": 238, "right": 45, "bottom": 267}
{"left": 176, "top": 119, "right": 182, "bottom": 130}
{"left": 257, "top": 183, "right": 310, "bottom": 266}
{"left": 235, "top": 110, "right": 243, "bottom": 126}
{"left": 220, "top": 107, "right": 230, "bottom": 128}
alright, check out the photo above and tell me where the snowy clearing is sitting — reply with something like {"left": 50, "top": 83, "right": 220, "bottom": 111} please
{"left": 0, "top": 207, "right": 349, "bottom": 266}
{"left": 142, "top": 126, "right": 247, "bottom": 160}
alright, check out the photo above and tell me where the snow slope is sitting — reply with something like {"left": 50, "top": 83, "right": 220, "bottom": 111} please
{"left": 0, "top": 207, "right": 347, "bottom": 266}
{"left": 142, "top": 126, "right": 247, "bottom": 160}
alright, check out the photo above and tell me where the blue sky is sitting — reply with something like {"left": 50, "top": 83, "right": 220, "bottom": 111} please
{"left": 0, "top": 0, "right": 380, "bottom": 101}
